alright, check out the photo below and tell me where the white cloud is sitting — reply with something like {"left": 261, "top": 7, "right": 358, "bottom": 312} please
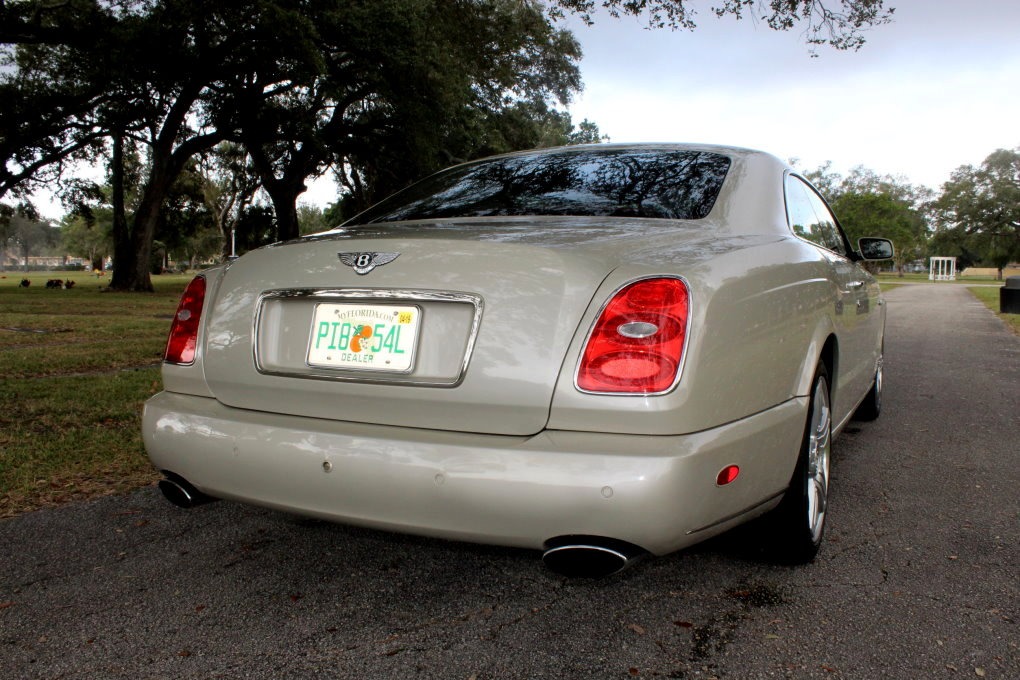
{"left": 563, "top": 0, "right": 1020, "bottom": 191}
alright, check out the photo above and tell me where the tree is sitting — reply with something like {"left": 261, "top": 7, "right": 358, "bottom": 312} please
{"left": 936, "top": 148, "right": 1020, "bottom": 280}
{"left": 800, "top": 162, "right": 932, "bottom": 275}
{"left": 0, "top": 1, "right": 114, "bottom": 201}
{"left": 155, "top": 161, "right": 219, "bottom": 272}
{"left": 832, "top": 191, "right": 926, "bottom": 275}
{"left": 927, "top": 226, "right": 981, "bottom": 272}
{"left": 61, "top": 213, "right": 111, "bottom": 271}
{"left": 2, "top": 0, "right": 896, "bottom": 290}
{"left": 800, "top": 160, "right": 843, "bottom": 200}
{"left": 222, "top": 0, "right": 585, "bottom": 240}
{"left": 0, "top": 1, "right": 203, "bottom": 289}
{"left": 331, "top": 104, "right": 606, "bottom": 224}
{"left": 0, "top": 202, "right": 18, "bottom": 270}
{"left": 200, "top": 143, "right": 260, "bottom": 259}
{"left": 2, "top": 1, "right": 584, "bottom": 284}
{"left": 297, "top": 204, "right": 329, "bottom": 236}
{"left": 552, "top": 1, "right": 894, "bottom": 51}
{"left": 0, "top": 203, "right": 57, "bottom": 271}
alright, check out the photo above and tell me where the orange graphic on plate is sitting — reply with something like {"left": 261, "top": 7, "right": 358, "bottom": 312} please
{"left": 351, "top": 325, "right": 373, "bottom": 352}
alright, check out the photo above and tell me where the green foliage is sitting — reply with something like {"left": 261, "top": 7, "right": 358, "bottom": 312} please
{"left": 805, "top": 149, "right": 1020, "bottom": 278}
{"left": 232, "top": 205, "right": 277, "bottom": 253}
{"left": 60, "top": 213, "right": 111, "bottom": 268}
{"left": 0, "top": 203, "right": 59, "bottom": 269}
{"left": 156, "top": 162, "right": 220, "bottom": 266}
{"left": 3, "top": 0, "right": 896, "bottom": 292}
{"left": 832, "top": 191, "right": 927, "bottom": 272}
{"left": 201, "top": 142, "right": 261, "bottom": 259}
{"left": 297, "top": 204, "right": 329, "bottom": 236}
{"left": 935, "top": 148, "right": 1020, "bottom": 278}
{"left": 238, "top": 0, "right": 587, "bottom": 234}
{"left": 552, "top": 0, "right": 894, "bottom": 50}
{"left": 802, "top": 163, "right": 932, "bottom": 274}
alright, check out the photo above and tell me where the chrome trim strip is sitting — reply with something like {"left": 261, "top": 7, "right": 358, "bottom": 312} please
{"left": 252, "top": 288, "right": 484, "bottom": 388}
{"left": 573, "top": 275, "right": 693, "bottom": 397}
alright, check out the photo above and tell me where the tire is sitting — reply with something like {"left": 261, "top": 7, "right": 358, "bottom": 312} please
{"left": 854, "top": 353, "right": 883, "bottom": 421}
{"left": 769, "top": 365, "right": 832, "bottom": 564}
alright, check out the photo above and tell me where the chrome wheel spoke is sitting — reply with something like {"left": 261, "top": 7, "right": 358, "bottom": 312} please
{"left": 874, "top": 357, "right": 883, "bottom": 408}
{"left": 806, "top": 378, "right": 831, "bottom": 542}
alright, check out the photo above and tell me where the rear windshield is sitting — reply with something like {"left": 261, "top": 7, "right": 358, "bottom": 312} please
{"left": 347, "top": 148, "right": 731, "bottom": 224}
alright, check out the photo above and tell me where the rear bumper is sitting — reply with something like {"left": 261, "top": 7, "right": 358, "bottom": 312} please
{"left": 143, "top": 391, "right": 807, "bottom": 555}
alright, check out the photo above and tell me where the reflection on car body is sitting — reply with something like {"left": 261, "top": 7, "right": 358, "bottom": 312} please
{"left": 144, "top": 144, "right": 892, "bottom": 577}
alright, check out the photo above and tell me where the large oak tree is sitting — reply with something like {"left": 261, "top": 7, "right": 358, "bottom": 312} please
{"left": 936, "top": 148, "right": 1020, "bottom": 279}
{"left": 1, "top": 0, "right": 896, "bottom": 290}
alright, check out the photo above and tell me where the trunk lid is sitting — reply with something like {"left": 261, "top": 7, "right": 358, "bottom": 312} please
{"left": 202, "top": 219, "right": 684, "bottom": 436}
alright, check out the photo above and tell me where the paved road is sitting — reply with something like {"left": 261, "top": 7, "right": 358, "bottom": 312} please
{"left": 2, "top": 284, "right": 1018, "bottom": 679}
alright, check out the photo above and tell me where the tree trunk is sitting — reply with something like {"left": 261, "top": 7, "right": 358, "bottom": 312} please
{"left": 269, "top": 187, "right": 302, "bottom": 242}
{"left": 244, "top": 138, "right": 310, "bottom": 243}
{"left": 108, "top": 81, "right": 220, "bottom": 291}
{"left": 108, "top": 133, "right": 137, "bottom": 290}
{"left": 125, "top": 183, "right": 167, "bottom": 292}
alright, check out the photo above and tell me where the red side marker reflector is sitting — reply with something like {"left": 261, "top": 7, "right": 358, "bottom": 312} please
{"left": 716, "top": 465, "right": 740, "bottom": 486}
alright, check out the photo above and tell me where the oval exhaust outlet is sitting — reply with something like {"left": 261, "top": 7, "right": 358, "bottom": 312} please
{"left": 158, "top": 472, "right": 216, "bottom": 509}
{"left": 542, "top": 536, "right": 646, "bottom": 578}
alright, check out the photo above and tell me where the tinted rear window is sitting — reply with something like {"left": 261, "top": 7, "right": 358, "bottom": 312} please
{"left": 348, "top": 148, "right": 731, "bottom": 224}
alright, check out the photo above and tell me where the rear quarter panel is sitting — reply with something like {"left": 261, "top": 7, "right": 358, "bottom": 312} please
{"left": 547, "top": 237, "right": 837, "bottom": 435}
{"left": 160, "top": 264, "right": 228, "bottom": 398}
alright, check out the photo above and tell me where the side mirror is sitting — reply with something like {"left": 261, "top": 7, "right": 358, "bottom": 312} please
{"left": 858, "top": 237, "right": 894, "bottom": 261}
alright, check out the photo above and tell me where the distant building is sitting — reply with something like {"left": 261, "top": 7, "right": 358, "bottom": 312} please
{"left": 1, "top": 254, "right": 88, "bottom": 270}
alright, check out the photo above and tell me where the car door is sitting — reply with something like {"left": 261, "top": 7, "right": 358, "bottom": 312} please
{"left": 785, "top": 175, "right": 878, "bottom": 424}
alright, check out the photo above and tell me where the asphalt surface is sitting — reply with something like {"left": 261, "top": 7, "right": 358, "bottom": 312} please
{"left": 2, "top": 283, "right": 1018, "bottom": 679}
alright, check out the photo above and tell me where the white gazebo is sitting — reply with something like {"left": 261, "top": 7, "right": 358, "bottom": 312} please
{"left": 929, "top": 256, "right": 957, "bottom": 281}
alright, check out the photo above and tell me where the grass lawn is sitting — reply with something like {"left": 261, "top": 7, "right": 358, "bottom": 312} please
{"left": 0, "top": 271, "right": 192, "bottom": 517}
{"left": 877, "top": 272, "right": 1002, "bottom": 285}
{"left": 967, "top": 285, "right": 1020, "bottom": 335}
{"left": 1, "top": 268, "right": 1016, "bottom": 518}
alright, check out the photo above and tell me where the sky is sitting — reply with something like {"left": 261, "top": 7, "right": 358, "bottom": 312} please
{"left": 31, "top": 0, "right": 1020, "bottom": 217}
{"left": 552, "top": 0, "right": 1020, "bottom": 190}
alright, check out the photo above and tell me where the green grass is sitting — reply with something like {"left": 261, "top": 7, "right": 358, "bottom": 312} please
{"left": 876, "top": 272, "right": 1003, "bottom": 284}
{"left": 0, "top": 271, "right": 191, "bottom": 517}
{"left": 967, "top": 285, "right": 1020, "bottom": 335}
{"left": 0, "top": 268, "right": 1015, "bottom": 517}
{"left": 877, "top": 272, "right": 1008, "bottom": 293}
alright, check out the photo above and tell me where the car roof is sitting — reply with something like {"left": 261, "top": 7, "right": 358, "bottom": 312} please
{"left": 476, "top": 141, "right": 786, "bottom": 165}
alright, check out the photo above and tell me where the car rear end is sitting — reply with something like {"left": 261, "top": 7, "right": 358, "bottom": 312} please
{"left": 143, "top": 145, "right": 814, "bottom": 568}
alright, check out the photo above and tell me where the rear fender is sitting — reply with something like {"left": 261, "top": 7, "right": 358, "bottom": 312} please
{"left": 795, "top": 318, "right": 838, "bottom": 400}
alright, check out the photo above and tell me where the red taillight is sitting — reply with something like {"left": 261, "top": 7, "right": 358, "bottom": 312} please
{"left": 576, "top": 277, "right": 689, "bottom": 394}
{"left": 164, "top": 276, "right": 206, "bottom": 365}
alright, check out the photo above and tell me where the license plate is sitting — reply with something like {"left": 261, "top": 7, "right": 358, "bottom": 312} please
{"left": 307, "top": 303, "right": 420, "bottom": 372}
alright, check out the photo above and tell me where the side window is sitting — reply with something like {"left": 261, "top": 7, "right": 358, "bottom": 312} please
{"left": 786, "top": 178, "right": 818, "bottom": 241}
{"left": 785, "top": 176, "right": 846, "bottom": 256}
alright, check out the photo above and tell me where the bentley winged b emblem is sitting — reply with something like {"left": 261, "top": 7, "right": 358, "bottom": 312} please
{"left": 338, "top": 251, "right": 400, "bottom": 275}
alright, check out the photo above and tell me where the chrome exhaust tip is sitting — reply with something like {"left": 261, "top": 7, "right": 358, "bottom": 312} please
{"left": 542, "top": 536, "right": 647, "bottom": 578}
{"left": 158, "top": 472, "right": 216, "bottom": 509}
